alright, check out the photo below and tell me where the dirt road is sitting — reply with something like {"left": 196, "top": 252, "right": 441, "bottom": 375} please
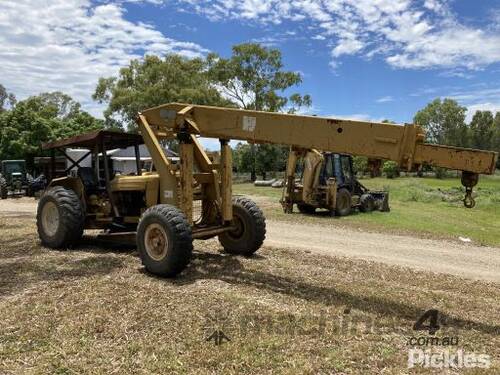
{"left": 0, "top": 197, "right": 38, "bottom": 217}
{"left": 265, "top": 220, "right": 500, "bottom": 282}
{"left": 1, "top": 198, "right": 499, "bottom": 282}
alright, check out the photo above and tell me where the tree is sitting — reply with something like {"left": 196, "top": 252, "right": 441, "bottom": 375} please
{"left": 0, "top": 84, "right": 16, "bottom": 112}
{"left": 0, "top": 93, "right": 103, "bottom": 167}
{"left": 93, "top": 54, "right": 232, "bottom": 130}
{"left": 233, "top": 142, "right": 253, "bottom": 173}
{"left": 22, "top": 92, "right": 82, "bottom": 120}
{"left": 493, "top": 113, "right": 500, "bottom": 169}
{"left": 207, "top": 43, "right": 311, "bottom": 180}
{"left": 254, "top": 144, "right": 287, "bottom": 180}
{"left": 287, "top": 93, "right": 312, "bottom": 114}
{"left": 0, "top": 103, "right": 51, "bottom": 161}
{"left": 469, "top": 110, "right": 494, "bottom": 150}
{"left": 414, "top": 98, "right": 468, "bottom": 147}
{"left": 382, "top": 161, "right": 400, "bottom": 179}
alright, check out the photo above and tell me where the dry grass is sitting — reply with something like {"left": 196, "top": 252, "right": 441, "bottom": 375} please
{"left": 0, "top": 214, "right": 499, "bottom": 374}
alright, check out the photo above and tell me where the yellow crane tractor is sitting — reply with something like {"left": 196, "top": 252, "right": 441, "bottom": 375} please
{"left": 37, "top": 104, "right": 498, "bottom": 277}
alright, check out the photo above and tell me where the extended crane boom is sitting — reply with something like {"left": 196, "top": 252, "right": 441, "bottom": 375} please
{"left": 141, "top": 103, "right": 497, "bottom": 175}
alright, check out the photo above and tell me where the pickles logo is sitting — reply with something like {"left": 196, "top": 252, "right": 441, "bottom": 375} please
{"left": 408, "top": 309, "right": 491, "bottom": 369}
{"left": 408, "top": 349, "right": 491, "bottom": 369}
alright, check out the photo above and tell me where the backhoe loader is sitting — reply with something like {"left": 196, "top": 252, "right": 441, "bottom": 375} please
{"left": 282, "top": 150, "right": 389, "bottom": 216}
{"left": 36, "top": 103, "right": 498, "bottom": 277}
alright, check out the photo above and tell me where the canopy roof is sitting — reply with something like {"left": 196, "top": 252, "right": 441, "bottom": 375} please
{"left": 42, "top": 130, "right": 143, "bottom": 151}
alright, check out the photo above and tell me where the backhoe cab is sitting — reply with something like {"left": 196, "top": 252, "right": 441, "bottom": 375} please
{"left": 281, "top": 149, "right": 389, "bottom": 216}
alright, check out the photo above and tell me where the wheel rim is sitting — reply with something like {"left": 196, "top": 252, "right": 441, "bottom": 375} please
{"left": 41, "top": 201, "right": 59, "bottom": 237}
{"left": 144, "top": 223, "right": 169, "bottom": 261}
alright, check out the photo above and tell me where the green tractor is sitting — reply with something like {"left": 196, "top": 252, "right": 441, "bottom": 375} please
{"left": 0, "top": 160, "right": 32, "bottom": 199}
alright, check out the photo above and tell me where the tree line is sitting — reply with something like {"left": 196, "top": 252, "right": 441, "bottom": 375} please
{"left": 0, "top": 43, "right": 498, "bottom": 176}
{"left": 0, "top": 89, "right": 104, "bottom": 168}
{"left": 414, "top": 98, "right": 500, "bottom": 154}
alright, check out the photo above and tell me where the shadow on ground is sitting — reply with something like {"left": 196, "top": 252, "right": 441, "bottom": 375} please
{"left": 0, "top": 251, "right": 125, "bottom": 297}
{"left": 169, "top": 251, "right": 500, "bottom": 336}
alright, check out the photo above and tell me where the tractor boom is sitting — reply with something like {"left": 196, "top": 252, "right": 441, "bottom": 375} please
{"left": 141, "top": 103, "right": 497, "bottom": 175}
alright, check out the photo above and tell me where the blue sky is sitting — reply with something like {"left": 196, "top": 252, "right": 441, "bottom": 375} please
{"left": 1, "top": 0, "right": 500, "bottom": 128}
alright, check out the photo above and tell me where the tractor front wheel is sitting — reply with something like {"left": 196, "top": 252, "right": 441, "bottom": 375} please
{"left": 137, "top": 204, "right": 193, "bottom": 277}
{"left": 219, "top": 197, "right": 266, "bottom": 256}
{"left": 37, "top": 186, "right": 85, "bottom": 248}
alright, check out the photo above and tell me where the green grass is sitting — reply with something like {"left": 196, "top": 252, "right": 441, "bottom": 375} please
{"left": 234, "top": 174, "right": 500, "bottom": 247}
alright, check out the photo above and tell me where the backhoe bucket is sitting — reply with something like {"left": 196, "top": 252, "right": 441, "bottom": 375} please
{"left": 370, "top": 191, "right": 390, "bottom": 212}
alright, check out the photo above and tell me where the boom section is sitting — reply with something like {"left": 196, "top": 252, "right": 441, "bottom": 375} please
{"left": 140, "top": 103, "right": 497, "bottom": 175}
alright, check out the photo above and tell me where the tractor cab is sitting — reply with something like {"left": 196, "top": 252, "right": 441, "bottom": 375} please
{"left": 319, "top": 153, "right": 354, "bottom": 190}
{"left": 0, "top": 160, "right": 31, "bottom": 198}
{"left": 41, "top": 130, "right": 153, "bottom": 231}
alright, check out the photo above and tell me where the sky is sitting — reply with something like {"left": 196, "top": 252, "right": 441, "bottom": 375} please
{"left": 1, "top": 0, "right": 500, "bottom": 130}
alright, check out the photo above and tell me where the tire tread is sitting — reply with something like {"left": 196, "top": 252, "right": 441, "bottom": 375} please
{"left": 219, "top": 196, "right": 266, "bottom": 255}
{"left": 36, "top": 186, "right": 85, "bottom": 248}
{"left": 137, "top": 204, "right": 193, "bottom": 277}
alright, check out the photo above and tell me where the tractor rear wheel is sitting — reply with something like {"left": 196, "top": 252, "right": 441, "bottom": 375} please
{"left": 37, "top": 186, "right": 85, "bottom": 248}
{"left": 137, "top": 204, "right": 193, "bottom": 277}
{"left": 335, "top": 188, "right": 352, "bottom": 216}
{"left": 359, "top": 194, "right": 375, "bottom": 213}
{"left": 297, "top": 203, "right": 316, "bottom": 214}
{"left": 219, "top": 197, "right": 266, "bottom": 256}
{"left": 0, "top": 177, "right": 7, "bottom": 199}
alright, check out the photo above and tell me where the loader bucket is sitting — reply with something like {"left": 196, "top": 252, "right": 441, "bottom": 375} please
{"left": 370, "top": 191, "right": 390, "bottom": 212}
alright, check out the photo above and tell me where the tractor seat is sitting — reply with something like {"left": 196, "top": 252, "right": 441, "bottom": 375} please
{"left": 77, "top": 167, "right": 99, "bottom": 192}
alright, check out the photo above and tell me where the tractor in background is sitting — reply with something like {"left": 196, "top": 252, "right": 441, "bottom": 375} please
{"left": 0, "top": 160, "right": 33, "bottom": 199}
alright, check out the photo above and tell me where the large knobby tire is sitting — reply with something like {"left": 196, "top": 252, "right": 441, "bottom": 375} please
{"left": 137, "top": 204, "right": 193, "bottom": 277}
{"left": 297, "top": 203, "right": 316, "bottom": 214}
{"left": 36, "top": 186, "right": 85, "bottom": 248}
{"left": 219, "top": 197, "right": 266, "bottom": 256}
{"left": 359, "top": 193, "right": 375, "bottom": 213}
{"left": 335, "top": 188, "right": 352, "bottom": 216}
{"left": 0, "top": 177, "right": 7, "bottom": 199}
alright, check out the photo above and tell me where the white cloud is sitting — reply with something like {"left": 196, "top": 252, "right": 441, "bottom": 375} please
{"left": 415, "top": 84, "right": 500, "bottom": 121}
{"left": 332, "top": 38, "right": 363, "bottom": 57}
{"left": 0, "top": 0, "right": 207, "bottom": 117}
{"left": 446, "top": 86, "right": 500, "bottom": 122}
{"left": 376, "top": 96, "right": 394, "bottom": 103}
{"left": 170, "top": 0, "right": 500, "bottom": 71}
{"left": 325, "top": 113, "right": 385, "bottom": 123}
{"left": 312, "top": 35, "right": 326, "bottom": 40}
{"left": 465, "top": 102, "right": 500, "bottom": 122}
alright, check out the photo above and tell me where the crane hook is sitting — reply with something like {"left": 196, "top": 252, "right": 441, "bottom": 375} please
{"left": 463, "top": 187, "right": 475, "bottom": 208}
{"left": 461, "top": 171, "right": 478, "bottom": 209}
